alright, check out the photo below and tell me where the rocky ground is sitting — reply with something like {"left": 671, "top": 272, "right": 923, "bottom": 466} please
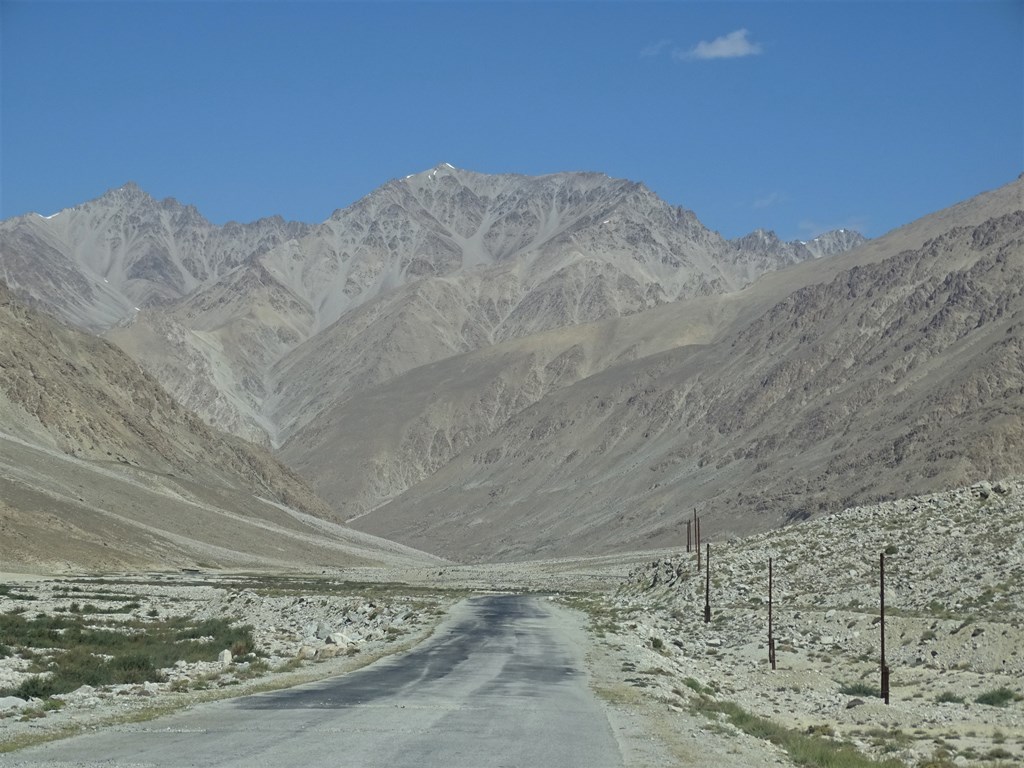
{"left": 0, "top": 573, "right": 459, "bottom": 750}
{"left": 593, "top": 477, "right": 1024, "bottom": 767}
{"left": 2, "top": 477, "right": 1022, "bottom": 767}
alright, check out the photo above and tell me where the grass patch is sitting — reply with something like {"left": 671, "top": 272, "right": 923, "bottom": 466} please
{"left": 0, "top": 613, "right": 255, "bottom": 699}
{"left": 838, "top": 681, "right": 878, "bottom": 697}
{"left": 682, "top": 677, "right": 707, "bottom": 694}
{"left": 692, "top": 697, "right": 903, "bottom": 768}
{"left": 935, "top": 690, "right": 964, "bottom": 704}
{"left": 557, "top": 594, "right": 627, "bottom": 639}
{"left": 975, "top": 687, "right": 1019, "bottom": 707}
{"left": 76, "top": 574, "right": 471, "bottom": 603}
{"left": 61, "top": 601, "right": 141, "bottom": 615}
{"left": 0, "top": 585, "right": 36, "bottom": 601}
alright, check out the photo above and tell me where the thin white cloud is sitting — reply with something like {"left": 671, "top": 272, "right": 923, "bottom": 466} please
{"left": 676, "top": 29, "right": 763, "bottom": 61}
{"left": 753, "top": 191, "right": 785, "bottom": 210}
{"left": 640, "top": 39, "right": 672, "bottom": 58}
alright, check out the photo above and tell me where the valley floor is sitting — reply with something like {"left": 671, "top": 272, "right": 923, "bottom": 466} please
{"left": 2, "top": 477, "right": 1022, "bottom": 767}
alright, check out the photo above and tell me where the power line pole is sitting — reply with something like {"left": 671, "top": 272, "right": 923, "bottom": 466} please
{"left": 880, "top": 552, "right": 890, "bottom": 705}
{"left": 768, "top": 556, "right": 776, "bottom": 670}
{"left": 703, "top": 543, "right": 711, "bottom": 624}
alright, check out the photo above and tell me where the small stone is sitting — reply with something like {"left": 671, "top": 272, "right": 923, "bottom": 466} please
{"left": 846, "top": 698, "right": 866, "bottom": 709}
{"left": 218, "top": 649, "right": 233, "bottom": 665}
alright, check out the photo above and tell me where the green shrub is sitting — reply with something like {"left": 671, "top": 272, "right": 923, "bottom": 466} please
{"left": 0, "top": 613, "right": 254, "bottom": 698}
{"left": 682, "top": 677, "right": 705, "bottom": 694}
{"left": 976, "top": 687, "right": 1018, "bottom": 707}
{"left": 987, "top": 747, "right": 1014, "bottom": 760}
{"left": 839, "top": 681, "right": 878, "bottom": 697}
{"left": 935, "top": 690, "right": 964, "bottom": 704}
{"left": 0, "top": 585, "right": 36, "bottom": 601}
{"left": 12, "top": 676, "right": 57, "bottom": 700}
{"left": 695, "top": 698, "right": 903, "bottom": 768}
{"left": 108, "top": 652, "right": 162, "bottom": 684}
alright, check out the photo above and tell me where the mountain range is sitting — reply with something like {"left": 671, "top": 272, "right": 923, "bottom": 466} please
{"left": 1, "top": 165, "right": 1020, "bottom": 565}
{"left": 1, "top": 166, "right": 862, "bottom": 446}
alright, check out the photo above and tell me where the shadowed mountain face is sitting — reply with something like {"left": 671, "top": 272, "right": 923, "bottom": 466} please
{"left": 345, "top": 187, "right": 1024, "bottom": 560}
{"left": 5, "top": 167, "right": 1018, "bottom": 564}
{"left": 0, "top": 282, "right": 438, "bottom": 572}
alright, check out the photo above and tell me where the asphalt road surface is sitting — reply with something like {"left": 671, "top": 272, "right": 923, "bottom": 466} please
{"left": 8, "top": 595, "right": 626, "bottom": 768}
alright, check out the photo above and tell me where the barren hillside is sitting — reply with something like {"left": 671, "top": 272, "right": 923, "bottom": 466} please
{"left": 349, "top": 180, "right": 1024, "bottom": 560}
{"left": 0, "top": 282, "right": 439, "bottom": 572}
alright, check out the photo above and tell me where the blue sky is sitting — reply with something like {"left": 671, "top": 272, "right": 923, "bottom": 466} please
{"left": 2, "top": 1, "right": 1021, "bottom": 240}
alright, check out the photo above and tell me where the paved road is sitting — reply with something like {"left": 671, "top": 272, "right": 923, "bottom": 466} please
{"left": 9, "top": 595, "right": 625, "bottom": 768}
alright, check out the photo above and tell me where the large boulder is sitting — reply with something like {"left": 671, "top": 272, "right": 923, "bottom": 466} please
{"left": 0, "top": 696, "right": 27, "bottom": 711}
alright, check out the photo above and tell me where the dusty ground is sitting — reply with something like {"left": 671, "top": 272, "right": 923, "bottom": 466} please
{"left": 2, "top": 479, "right": 1022, "bottom": 767}
{"left": 0, "top": 571, "right": 459, "bottom": 751}
{"left": 0, "top": 567, "right": 801, "bottom": 768}
{"left": 594, "top": 479, "right": 1024, "bottom": 767}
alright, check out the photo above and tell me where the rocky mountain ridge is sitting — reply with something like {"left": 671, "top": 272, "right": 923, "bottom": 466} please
{"left": 729, "top": 227, "right": 866, "bottom": 266}
{"left": 348, "top": 179, "right": 1024, "bottom": 560}
{"left": 2, "top": 167, "right": 863, "bottom": 446}
{"left": 0, "top": 183, "right": 310, "bottom": 331}
{"left": 6, "top": 169, "right": 1019, "bottom": 565}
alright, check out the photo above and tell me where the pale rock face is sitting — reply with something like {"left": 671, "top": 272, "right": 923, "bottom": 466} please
{"left": 8, "top": 166, "right": 856, "bottom": 449}
{"left": 0, "top": 182, "right": 311, "bottom": 332}
{"left": 804, "top": 228, "right": 867, "bottom": 258}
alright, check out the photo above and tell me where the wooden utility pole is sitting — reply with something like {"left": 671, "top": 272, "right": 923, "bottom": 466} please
{"left": 703, "top": 543, "right": 711, "bottom": 623}
{"left": 686, "top": 520, "right": 692, "bottom": 553}
{"left": 768, "top": 556, "right": 777, "bottom": 670}
{"left": 696, "top": 514, "right": 703, "bottom": 572}
{"left": 880, "top": 552, "right": 890, "bottom": 705}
